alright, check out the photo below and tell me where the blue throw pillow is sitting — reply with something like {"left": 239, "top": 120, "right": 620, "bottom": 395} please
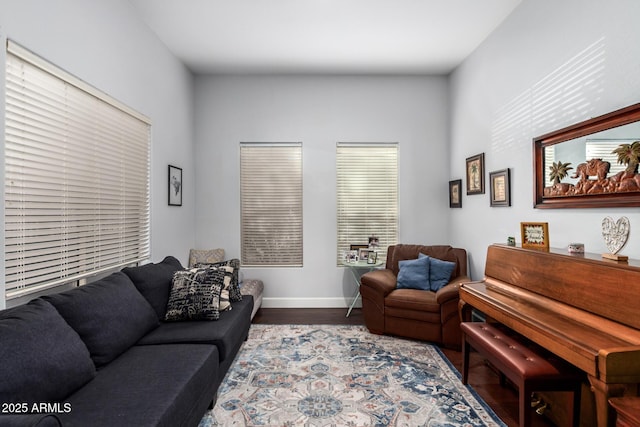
{"left": 396, "top": 256, "right": 430, "bottom": 290}
{"left": 429, "top": 257, "right": 456, "bottom": 292}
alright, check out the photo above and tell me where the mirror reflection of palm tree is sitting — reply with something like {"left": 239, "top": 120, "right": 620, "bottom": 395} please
{"left": 549, "top": 161, "right": 573, "bottom": 184}
{"left": 612, "top": 140, "right": 640, "bottom": 175}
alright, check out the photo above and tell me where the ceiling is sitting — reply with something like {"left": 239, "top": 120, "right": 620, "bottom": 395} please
{"left": 130, "top": 0, "right": 522, "bottom": 75}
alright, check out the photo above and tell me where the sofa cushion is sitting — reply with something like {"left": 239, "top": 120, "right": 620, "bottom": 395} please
{"left": 138, "top": 296, "right": 253, "bottom": 364}
{"left": 122, "top": 256, "right": 184, "bottom": 319}
{"left": 0, "top": 299, "right": 95, "bottom": 405}
{"left": 429, "top": 257, "right": 456, "bottom": 291}
{"left": 43, "top": 272, "right": 159, "bottom": 367}
{"left": 164, "top": 268, "right": 224, "bottom": 321}
{"left": 194, "top": 258, "right": 242, "bottom": 302}
{"left": 396, "top": 256, "right": 430, "bottom": 290}
{"left": 58, "top": 344, "right": 219, "bottom": 427}
{"left": 188, "top": 248, "right": 225, "bottom": 267}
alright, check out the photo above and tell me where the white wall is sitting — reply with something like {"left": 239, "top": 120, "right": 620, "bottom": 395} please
{"left": 449, "top": 0, "right": 640, "bottom": 279}
{"left": 0, "top": 0, "right": 196, "bottom": 308}
{"left": 194, "top": 75, "right": 450, "bottom": 307}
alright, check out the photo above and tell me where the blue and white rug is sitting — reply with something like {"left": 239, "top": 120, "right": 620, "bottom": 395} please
{"left": 199, "top": 324, "right": 505, "bottom": 427}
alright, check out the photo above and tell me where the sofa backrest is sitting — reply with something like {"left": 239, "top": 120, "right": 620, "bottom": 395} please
{"left": 385, "top": 244, "right": 467, "bottom": 278}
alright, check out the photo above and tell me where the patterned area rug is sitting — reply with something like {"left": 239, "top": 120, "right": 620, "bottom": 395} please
{"left": 199, "top": 324, "right": 505, "bottom": 427}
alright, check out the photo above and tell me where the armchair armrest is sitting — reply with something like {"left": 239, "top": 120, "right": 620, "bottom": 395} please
{"left": 360, "top": 269, "right": 397, "bottom": 297}
{"left": 435, "top": 275, "right": 469, "bottom": 304}
{"left": 360, "top": 269, "right": 396, "bottom": 334}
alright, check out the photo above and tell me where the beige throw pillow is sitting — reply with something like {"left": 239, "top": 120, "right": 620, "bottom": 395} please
{"left": 188, "top": 248, "right": 225, "bottom": 268}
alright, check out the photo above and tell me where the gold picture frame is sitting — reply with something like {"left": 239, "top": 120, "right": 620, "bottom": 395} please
{"left": 520, "top": 222, "right": 549, "bottom": 250}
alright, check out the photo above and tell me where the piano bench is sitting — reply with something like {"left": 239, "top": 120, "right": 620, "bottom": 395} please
{"left": 461, "top": 322, "right": 582, "bottom": 427}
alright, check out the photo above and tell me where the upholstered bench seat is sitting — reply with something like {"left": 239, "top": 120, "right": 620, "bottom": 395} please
{"left": 461, "top": 322, "right": 582, "bottom": 427}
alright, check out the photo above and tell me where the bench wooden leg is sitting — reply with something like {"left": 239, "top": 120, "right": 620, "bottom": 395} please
{"left": 462, "top": 335, "right": 470, "bottom": 384}
{"left": 520, "top": 383, "right": 531, "bottom": 427}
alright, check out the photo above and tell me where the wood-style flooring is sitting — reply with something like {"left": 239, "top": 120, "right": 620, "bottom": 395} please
{"left": 252, "top": 307, "right": 556, "bottom": 427}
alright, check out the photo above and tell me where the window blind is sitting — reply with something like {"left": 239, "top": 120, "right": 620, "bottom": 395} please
{"left": 240, "top": 143, "right": 303, "bottom": 266}
{"left": 4, "top": 40, "right": 151, "bottom": 299}
{"left": 336, "top": 143, "right": 398, "bottom": 264}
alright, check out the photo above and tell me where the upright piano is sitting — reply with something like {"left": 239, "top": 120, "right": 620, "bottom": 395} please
{"left": 459, "top": 244, "right": 640, "bottom": 427}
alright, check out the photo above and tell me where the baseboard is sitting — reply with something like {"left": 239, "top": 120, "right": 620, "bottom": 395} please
{"left": 262, "top": 297, "right": 360, "bottom": 309}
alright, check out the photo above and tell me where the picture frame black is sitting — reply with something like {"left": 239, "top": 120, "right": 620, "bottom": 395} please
{"left": 466, "top": 153, "right": 485, "bottom": 195}
{"left": 489, "top": 168, "right": 511, "bottom": 207}
{"left": 449, "top": 179, "right": 462, "bottom": 208}
{"left": 168, "top": 165, "right": 182, "bottom": 206}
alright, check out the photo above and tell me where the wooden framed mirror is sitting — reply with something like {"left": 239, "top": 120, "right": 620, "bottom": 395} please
{"left": 534, "top": 102, "right": 640, "bottom": 208}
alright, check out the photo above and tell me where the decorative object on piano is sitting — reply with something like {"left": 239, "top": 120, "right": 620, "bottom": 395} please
{"left": 507, "top": 236, "right": 516, "bottom": 246}
{"left": 533, "top": 102, "right": 640, "bottom": 209}
{"left": 448, "top": 179, "right": 462, "bottom": 208}
{"left": 567, "top": 243, "right": 584, "bottom": 253}
{"left": 601, "top": 216, "right": 630, "bottom": 261}
{"left": 489, "top": 168, "right": 511, "bottom": 207}
{"left": 520, "top": 222, "right": 549, "bottom": 250}
{"left": 465, "top": 153, "right": 485, "bottom": 195}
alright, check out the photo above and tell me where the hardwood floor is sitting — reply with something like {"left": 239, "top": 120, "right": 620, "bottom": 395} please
{"left": 252, "top": 307, "right": 556, "bottom": 427}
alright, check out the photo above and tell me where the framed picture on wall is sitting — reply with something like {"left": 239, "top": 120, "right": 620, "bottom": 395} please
{"left": 168, "top": 165, "right": 182, "bottom": 206}
{"left": 466, "top": 153, "right": 485, "bottom": 195}
{"left": 489, "top": 169, "right": 511, "bottom": 207}
{"left": 449, "top": 179, "right": 462, "bottom": 208}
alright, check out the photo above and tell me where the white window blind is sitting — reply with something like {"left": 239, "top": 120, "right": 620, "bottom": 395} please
{"left": 336, "top": 143, "right": 398, "bottom": 264}
{"left": 4, "top": 40, "right": 151, "bottom": 299}
{"left": 240, "top": 143, "right": 302, "bottom": 266}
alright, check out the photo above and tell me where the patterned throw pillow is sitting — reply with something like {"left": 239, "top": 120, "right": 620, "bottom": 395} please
{"left": 194, "top": 258, "right": 242, "bottom": 302}
{"left": 164, "top": 268, "right": 223, "bottom": 321}
{"left": 188, "top": 248, "right": 225, "bottom": 268}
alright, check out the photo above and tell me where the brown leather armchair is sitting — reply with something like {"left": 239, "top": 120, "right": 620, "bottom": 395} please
{"left": 360, "top": 244, "right": 468, "bottom": 349}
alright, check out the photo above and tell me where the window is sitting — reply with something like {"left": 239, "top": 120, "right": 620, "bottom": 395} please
{"left": 4, "top": 41, "right": 150, "bottom": 300}
{"left": 240, "top": 143, "right": 302, "bottom": 266}
{"left": 336, "top": 143, "right": 398, "bottom": 264}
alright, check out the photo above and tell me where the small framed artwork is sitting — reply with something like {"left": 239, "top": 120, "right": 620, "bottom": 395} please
{"left": 366, "top": 251, "right": 378, "bottom": 264}
{"left": 449, "top": 179, "right": 462, "bottom": 208}
{"left": 489, "top": 169, "right": 511, "bottom": 207}
{"left": 520, "top": 222, "right": 549, "bottom": 250}
{"left": 358, "top": 248, "right": 370, "bottom": 261}
{"left": 466, "top": 153, "right": 485, "bottom": 195}
{"left": 168, "top": 165, "right": 183, "bottom": 206}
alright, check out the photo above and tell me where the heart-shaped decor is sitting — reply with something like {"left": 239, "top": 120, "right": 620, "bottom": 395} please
{"left": 601, "top": 216, "right": 630, "bottom": 254}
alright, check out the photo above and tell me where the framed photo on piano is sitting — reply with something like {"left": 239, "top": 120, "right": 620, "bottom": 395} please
{"left": 520, "top": 222, "right": 549, "bottom": 250}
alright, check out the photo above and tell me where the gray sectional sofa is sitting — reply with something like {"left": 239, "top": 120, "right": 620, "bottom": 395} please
{"left": 0, "top": 256, "right": 253, "bottom": 427}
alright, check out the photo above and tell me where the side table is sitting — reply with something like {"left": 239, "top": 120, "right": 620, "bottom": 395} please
{"left": 343, "top": 260, "right": 383, "bottom": 317}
